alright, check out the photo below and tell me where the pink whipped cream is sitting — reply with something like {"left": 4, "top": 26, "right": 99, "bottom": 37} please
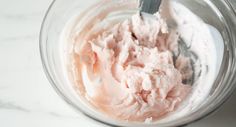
{"left": 60, "top": 0, "right": 221, "bottom": 123}
{"left": 72, "top": 12, "right": 193, "bottom": 121}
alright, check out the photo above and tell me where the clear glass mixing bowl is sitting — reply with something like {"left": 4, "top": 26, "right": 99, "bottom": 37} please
{"left": 40, "top": 0, "right": 236, "bottom": 126}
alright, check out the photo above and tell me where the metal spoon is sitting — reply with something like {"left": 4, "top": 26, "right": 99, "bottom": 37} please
{"left": 139, "top": 0, "right": 162, "bottom": 14}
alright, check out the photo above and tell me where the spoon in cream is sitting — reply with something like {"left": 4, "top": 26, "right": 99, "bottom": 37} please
{"left": 139, "top": 0, "right": 162, "bottom": 14}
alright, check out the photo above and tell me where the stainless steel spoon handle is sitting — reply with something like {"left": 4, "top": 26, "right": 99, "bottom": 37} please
{"left": 139, "top": 0, "right": 162, "bottom": 14}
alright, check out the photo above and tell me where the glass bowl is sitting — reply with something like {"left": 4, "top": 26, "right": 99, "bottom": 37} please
{"left": 40, "top": 0, "right": 236, "bottom": 126}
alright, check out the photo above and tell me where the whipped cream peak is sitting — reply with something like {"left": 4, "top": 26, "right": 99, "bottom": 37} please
{"left": 77, "top": 13, "right": 192, "bottom": 121}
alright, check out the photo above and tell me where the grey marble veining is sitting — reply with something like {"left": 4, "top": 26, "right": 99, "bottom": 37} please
{"left": 0, "top": 100, "right": 30, "bottom": 112}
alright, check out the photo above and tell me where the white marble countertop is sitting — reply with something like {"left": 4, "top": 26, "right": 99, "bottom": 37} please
{"left": 0, "top": 0, "right": 236, "bottom": 126}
